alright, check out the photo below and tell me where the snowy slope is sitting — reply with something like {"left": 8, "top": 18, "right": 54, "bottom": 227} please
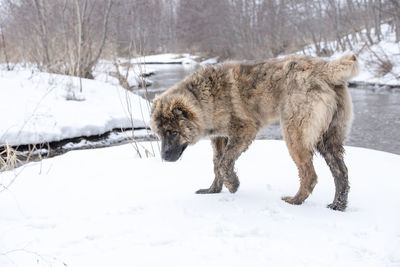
{"left": 0, "top": 70, "right": 150, "bottom": 146}
{"left": 301, "top": 24, "right": 400, "bottom": 86}
{"left": 0, "top": 140, "right": 399, "bottom": 267}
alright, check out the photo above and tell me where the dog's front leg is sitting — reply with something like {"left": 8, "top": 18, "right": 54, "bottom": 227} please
{"left": 217, "top": 134, "right": 255, "bottom": 193}
{"left": 219, "top": 119, "right": 258, "bottom": 193}
{"left": 196, "top": 137, "right": 228, "bottom": 194}
{"left": 197, "top": 119, "right": 257, "bottom": 194}
{"left": 196, "top": 134, "right": 253, "bottom": 194}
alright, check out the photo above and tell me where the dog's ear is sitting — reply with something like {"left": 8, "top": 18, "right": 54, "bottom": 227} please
{"left": 173, "top": 106, "right": 183, "bottom": 116}
{"left": 172, "top": 102, "right": 194, "bottom": 120}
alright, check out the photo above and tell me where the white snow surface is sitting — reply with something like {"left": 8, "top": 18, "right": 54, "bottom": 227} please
{"left": 0, "top": 70, "right": 150, "bottom": 146}
{"left": 1, "top": 140, "right": 399, "bottom": 267}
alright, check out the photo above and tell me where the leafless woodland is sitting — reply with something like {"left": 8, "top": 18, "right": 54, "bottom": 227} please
{"left": 0, "top": 0, "right": 399, "bottom": 78}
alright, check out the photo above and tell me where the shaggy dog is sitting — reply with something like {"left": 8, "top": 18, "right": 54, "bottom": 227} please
{"left": 150, "top": 55, "right": 359, "bottom": 211}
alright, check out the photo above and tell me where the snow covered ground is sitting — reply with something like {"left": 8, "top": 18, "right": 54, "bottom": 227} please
{"left": 0, "top": 69, "right": 151, "bottom": 146}
{"left": 0, "top": 140, "right": 399, "bottom": 267}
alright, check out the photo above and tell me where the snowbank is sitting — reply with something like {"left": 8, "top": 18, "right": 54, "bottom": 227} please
{"left": 0, "top": 70, "right": 150, "bottom": 146}
{"left": 134, "top": 53, "right": 200, "bottom": 65}
{"left": 0, "top": 140, "right": 399, "bottom": 267}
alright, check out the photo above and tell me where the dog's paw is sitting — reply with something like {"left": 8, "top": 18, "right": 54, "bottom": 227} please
{"left": 281, "top": 196, "right": 303, "bottom": 205}
{"left": 224, "top": 181, "right": 239, "bottom": 193}
{"left": 195, "top": 188, "right": 210, "bottom": 194}
{"left": 327, "top": 202, "right": 346, "bottom": 211}
{"left": 195, "top": 188, "right": 221, "bottom": 194}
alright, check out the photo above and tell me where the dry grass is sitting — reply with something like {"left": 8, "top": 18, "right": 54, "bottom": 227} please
{"left": 365, "top": 44, "right": 394, "bottom": 77}
{"left": 0, "top": 143, "right": 50, "bottom": 172}
{"left": 110, "top": 47, "right": 160, "bottom": 158}
{"left": 366, "top": 58, "right": 394, "bottom": 77}
{"left": 376, "top": 60, "right": 393, "bottom": 76}
{"left": 0, "top": 143, "right": 20, "bottom": 171}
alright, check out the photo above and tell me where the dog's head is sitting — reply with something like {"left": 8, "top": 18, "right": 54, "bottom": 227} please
{"left": 150, "top": 95, "right": 202, "bottom": 162}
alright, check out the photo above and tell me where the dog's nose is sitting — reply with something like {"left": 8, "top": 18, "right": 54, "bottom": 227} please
{"left": 162, "top": 149, "right": 179, "bottom": 162}
{"left": 162, "top": 150, "right": 173, "bottom": 161}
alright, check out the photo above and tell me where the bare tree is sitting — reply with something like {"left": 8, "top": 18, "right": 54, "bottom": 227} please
{"left": 0, "top": 26, "right": 11, "bottom": 70}
{"left": 1, "top": 0, "right": 114, "bottom": 77}
{"left": 33, "top": 0, "right": 50, "bottom": 67}
{"left": 73, "top": 0, "right": 113, "bottom": 78}
{"left": 390, "top": 0, "right": 400, "bottom": 41}
{"left": 0, "top": 0, "right": 398, "bottom": 65}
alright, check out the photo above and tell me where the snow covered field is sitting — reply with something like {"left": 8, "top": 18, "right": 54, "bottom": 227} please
{"left": 1, "top": 140, "right": 399, "bottom": 267}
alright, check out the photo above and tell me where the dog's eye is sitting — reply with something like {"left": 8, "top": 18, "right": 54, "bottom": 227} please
{"left": 171, "top": 131, "right": 179, "bottom": 137}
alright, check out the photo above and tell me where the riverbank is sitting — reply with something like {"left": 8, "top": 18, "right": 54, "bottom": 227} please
{"left": 349, "top": 81, "right": 400, "bottom": 91}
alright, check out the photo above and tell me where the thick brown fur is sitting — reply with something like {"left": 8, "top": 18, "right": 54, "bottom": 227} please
{"left": 151, "top": 54, "right": 359, "bottom": 211}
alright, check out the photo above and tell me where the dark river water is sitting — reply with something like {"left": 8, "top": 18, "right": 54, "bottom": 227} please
{"left": 137, "top": 65, "right": 400, "bottom": 155}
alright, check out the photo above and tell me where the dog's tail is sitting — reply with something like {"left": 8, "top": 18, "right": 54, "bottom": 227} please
{"left": 324, "top": 54, "right": 359, "bottom": 84}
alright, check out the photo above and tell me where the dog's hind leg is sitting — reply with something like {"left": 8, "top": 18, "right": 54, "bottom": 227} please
{"left": 317, "top": 85, "right": 352, "bottom": 211}
{"left": 317, "top": 142, "right": 349, "bottom": 211}
{"left": 316, "top": 126, "right": 350, "bottom": 211}
{"left": 281, "top": 127, "right": 318, "bottom": 205}
{"left": 196, "top": 137, "right": 228, "bottom": 194}
{"left": 281, "top": 84, "right": 338, "bottom": 205}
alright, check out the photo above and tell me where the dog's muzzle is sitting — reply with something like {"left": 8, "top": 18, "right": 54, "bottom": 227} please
{"left": 162, "top": 143, "right": 188, "bottom": 162}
